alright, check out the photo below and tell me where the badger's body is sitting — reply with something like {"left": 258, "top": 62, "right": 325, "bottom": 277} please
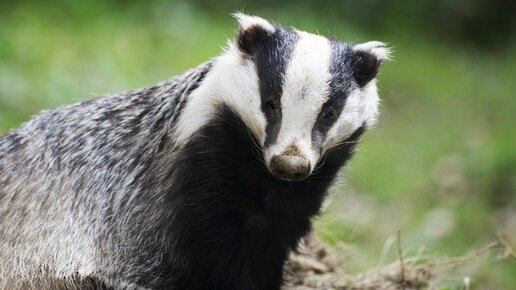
{"left": 0, "top": 15, "right": 389, "bottom": 290}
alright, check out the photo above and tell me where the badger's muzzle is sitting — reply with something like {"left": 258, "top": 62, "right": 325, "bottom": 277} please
{"left": 270, "top": 154, "right": 311, "bottom": 182}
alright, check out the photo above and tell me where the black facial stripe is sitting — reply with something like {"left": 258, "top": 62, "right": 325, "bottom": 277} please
{"left": 346, "top": 123, "right": 366, "bottom": 144}
{"left": 255, "top": 26, "right": 299, "bottom": 147}
{"left": 312, "top": 40, "right": 356, "bottom": 150}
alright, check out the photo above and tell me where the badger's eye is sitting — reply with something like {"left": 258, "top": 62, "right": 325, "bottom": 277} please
{"left": 322, "top": 110, "right": 336, "bottom": 121}
{"left": 318, "top": 109, "right": 338, "bottom": 130}
{"left": 265, "top": 100, "right": 278, "bottom": 112}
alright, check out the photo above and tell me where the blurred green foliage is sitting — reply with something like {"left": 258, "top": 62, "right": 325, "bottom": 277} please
{"left": 0, "top": 0, "right": 515, "bottom": 288}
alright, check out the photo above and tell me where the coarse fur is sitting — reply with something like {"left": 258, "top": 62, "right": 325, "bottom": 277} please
{"left": 0, "top": 14, "right": 389, "bottom": 290}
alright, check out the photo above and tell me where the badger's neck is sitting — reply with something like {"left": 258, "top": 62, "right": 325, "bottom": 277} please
{"left": 172, "top": 52, "right": 266, "bottom": 150}
{"left": 173, "top": 103, "right": 363, "bottom": 226}
{"left": 154, "top": 102, "right": 363, "bottom": 288}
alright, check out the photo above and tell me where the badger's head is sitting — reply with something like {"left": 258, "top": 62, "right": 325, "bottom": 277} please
{"left": 177, "top": 14, "right": 389, "bottom": 182}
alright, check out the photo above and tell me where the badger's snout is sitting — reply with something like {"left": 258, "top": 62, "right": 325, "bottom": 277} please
{"left": 270, "top": 154, "right": 311, "bottom": 182}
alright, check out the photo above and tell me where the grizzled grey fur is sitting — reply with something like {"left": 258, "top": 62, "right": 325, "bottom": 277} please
{"left": 0, "top": 62, "right": 212, "bottom": 289}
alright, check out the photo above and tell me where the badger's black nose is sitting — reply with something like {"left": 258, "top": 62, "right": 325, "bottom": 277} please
{"left": 270, "top": 155, "right": 311, "bottom": 182}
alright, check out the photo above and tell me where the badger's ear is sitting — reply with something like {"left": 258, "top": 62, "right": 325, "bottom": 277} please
{"left": 233, "top": 13, "right": 275, "bottom": 55}
{"left": 352, "top": 41, "right": 391, "bottom": 87}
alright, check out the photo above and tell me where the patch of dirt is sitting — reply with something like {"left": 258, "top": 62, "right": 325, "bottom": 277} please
{"left": 283, "top": 234, "right": 508, "bottom": 290}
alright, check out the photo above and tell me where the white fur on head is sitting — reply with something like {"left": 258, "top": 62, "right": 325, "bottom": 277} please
{"left": 232, "top": 13, "right": 275, "bottom": 34}
{"left": 353, "top": 41, "right": 391, "bottom": 62}
{"left": 173, "top": 50, "right": 266, "bottom": 149}
{"left": 263, "top": 31, "right": 332, "bottom": 171}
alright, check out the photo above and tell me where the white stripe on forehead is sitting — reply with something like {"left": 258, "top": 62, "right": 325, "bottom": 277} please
{"left": 269, "top": 32, "right": 332, "bottom": 156}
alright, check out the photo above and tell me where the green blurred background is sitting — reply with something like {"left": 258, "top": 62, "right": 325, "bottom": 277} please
{"left": 1, "top": 0, "right": 515, "bottom": 288}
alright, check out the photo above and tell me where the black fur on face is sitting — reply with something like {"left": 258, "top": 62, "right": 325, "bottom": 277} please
{"left": 312, "top": 40, "right": 356, "bottom": 151}
{"left": 238, "top": 25, "right": 300, "bottom": 148}
{"left": 351, "top": 47, "right": 382, "bottom": 88}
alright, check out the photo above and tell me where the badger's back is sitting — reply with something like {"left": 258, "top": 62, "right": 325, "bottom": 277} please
{"left": 0, "top": 61, "right": 213, "bottom": 288}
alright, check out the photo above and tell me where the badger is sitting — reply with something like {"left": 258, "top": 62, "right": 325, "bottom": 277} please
{"left": 0, "top": 14, "right": 389, "bottom": 290}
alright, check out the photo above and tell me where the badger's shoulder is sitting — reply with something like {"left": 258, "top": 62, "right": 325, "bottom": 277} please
{"left": 0, "top": 61, "right": 213, "bottom": 166}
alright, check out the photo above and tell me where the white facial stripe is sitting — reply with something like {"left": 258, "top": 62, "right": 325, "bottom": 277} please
{"left": 173, "top": 46, "right": 266, "bottom": 148}
{"left": 265, "top": 32, "right": 332, "bottom": 167}
{"left": 323, "top": 80, "right": 380, "bottom": 150}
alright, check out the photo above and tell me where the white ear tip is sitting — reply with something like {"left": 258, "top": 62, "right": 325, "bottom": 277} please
{"left": 354, "top": 41, "right": 392, "bottom": 61}
{"left": 232, "top": 12, "right": 275, "bottom": 33}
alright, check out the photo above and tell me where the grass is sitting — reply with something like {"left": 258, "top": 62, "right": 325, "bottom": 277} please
{"left": 1, "top": 1, "right": 515, "bottom": 288}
